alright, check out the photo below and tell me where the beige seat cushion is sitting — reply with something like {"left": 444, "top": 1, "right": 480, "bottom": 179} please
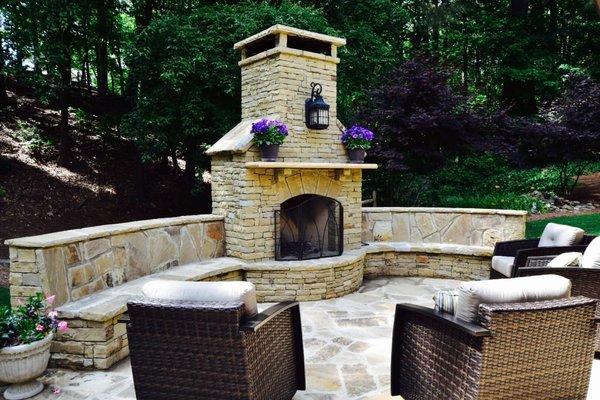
{"left": 581, "top": 237, "right": 600, "bottom": 269}
{"left": 455, "top": 275, "right": 571, "bottom": 323}
{"left": 547, "top": 252, "right": 582, "bottom": 268}
{"left": 538, "top": 223, "right": 584, "bottom": 247}
{"left": 491, "top": 256, "right": 515, "bottom": 277}
{"left": 142, "top": 280, "right": 258, "bottom": 317}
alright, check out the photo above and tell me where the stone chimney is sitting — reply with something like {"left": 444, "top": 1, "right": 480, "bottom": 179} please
{"left": 207, "top": 26, "right": 376, "bottom": 262}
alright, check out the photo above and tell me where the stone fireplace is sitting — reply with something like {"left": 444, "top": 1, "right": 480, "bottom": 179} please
{"left": 276, "top": 194, "right": 343, "bottom": 261}
{"left": 207, "top": 25, "right": 377, "bottom": 262}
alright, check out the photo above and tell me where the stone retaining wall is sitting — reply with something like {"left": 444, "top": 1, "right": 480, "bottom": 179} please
{"left": 6, "top": 216, "right": 226, "bottom": 308}
{"left": 362, "top": 207, "right": 526, "bottom": 247}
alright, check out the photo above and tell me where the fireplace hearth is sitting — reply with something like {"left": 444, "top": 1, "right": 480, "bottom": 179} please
{"left": 275, "top": 194, "right": 343, "bottom": 261}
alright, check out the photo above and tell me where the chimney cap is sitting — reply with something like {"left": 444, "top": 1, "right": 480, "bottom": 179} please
{"left": 234, "top": 24, "right": 346, "bottom": 51}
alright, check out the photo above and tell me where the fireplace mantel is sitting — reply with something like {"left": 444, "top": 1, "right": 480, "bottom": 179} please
{"left": 245, "top": 161, "right": 378, "bottom": 170}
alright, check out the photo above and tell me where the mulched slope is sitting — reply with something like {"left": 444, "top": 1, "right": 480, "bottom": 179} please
{"left": 0, "top": 91, "right": 211, "bottom": 259}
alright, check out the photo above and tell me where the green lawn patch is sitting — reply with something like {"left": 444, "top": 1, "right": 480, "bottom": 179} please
{"left": 526, "top": 213, "right": 600, "bottom": 238}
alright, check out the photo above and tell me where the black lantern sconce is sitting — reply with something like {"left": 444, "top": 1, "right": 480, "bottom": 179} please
{"left": 305, "top": 82, "right": 329, "bottom": 130}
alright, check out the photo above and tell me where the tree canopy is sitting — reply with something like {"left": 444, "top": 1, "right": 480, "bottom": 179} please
{"left": 1, "top": 0, "right": 599, "bottom": 197}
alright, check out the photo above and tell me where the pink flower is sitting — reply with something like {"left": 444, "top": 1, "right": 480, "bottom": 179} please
{"left": 46, "top": 295, "right": 56, "bottom": 305}
{"left": 57, "top": 321, "right": 68, "bottom": 332}
{"left": 48, "top": 310, "right": 58, "bottom": 318}
{"left": 52, "top": 386, "right": 61, "bottom": 395}
{"left": 35, "top": 324, "right": 45, "bottom": 332}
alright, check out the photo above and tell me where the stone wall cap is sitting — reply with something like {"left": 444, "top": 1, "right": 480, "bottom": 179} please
{"left": 234, "top": 24, "right": 346, "bottom": 51}
{"left": 206, "top": 117, "right": 277, "bottom": 155}
{"left": 363, "top": 242, "right": 493, "bottom": 257}
{"left": 362, "top": 207, "right": 528, "bottom": 216}
{"left": 244, "top": 249, "right": 366, "bottom": 271}
{"left": 5, "top": 214, "right": 224, "bottom": 248}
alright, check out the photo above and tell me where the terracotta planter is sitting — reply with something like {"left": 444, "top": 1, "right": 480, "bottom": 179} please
{"left": 0, "top": 333, "right": 53, "bottom": 400}
{"left": 260, "top": 144, "right": 280, "bottom": 162}
{"left": 347, "top": 148, "right": 366, "bottom": 163}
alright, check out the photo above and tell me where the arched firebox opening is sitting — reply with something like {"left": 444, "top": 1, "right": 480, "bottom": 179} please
{"left": 275, "top": 194, "right": 343, "bottom": 261}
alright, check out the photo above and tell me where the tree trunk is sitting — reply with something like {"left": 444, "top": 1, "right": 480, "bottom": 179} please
{"left": 95, "top": 0, "right": 110, "bottom": 94}
{"left": 57, "top": 63, "right": 72, "bottom": 166}
{"left": 0, "top": 36, "right": 9, "bottom": 106}
{"left": 501, "top": 0, "right": 537, "bottom": 116}
{"left": 133, "top": 145, "right": 148, "bottom": 201}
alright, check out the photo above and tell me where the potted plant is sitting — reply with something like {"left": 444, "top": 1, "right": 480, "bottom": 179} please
{"left": 341, "top": 125, "right": 374, "bottom": 163}
{"left": 0, "top": 293, "right": 68, "bottom": 399}
{"left": 251, "top": 118, "right": 288, "bottom": 161}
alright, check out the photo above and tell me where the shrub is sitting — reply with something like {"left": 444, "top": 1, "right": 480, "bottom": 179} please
{"left": 15, "top": 121, "right": 56, "bottom": 156}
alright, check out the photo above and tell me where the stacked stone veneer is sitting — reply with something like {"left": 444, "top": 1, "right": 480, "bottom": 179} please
{"left": 362, "top": 207, "right": 526, "bottom": 246}
{"left": 7, "top": 216, "right": 226, "bottom": 308}
{"left": 211, "top": 161, "right": 362, "bottom": 261}
{"left": 364, "top": 250, "right": 490, "bottom": 281}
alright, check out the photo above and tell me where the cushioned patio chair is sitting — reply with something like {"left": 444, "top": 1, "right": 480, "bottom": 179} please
{"left": 126, "top": 281, "right": 305, "bottom": 400}
{"left": 517, "top": 236, "right": 600, "bottom": 358}
{"left": 391, "top": 275, "right": 599, "bottom": 399}
{"left": 490, "top": 222, "right": 594, "bottom": 278}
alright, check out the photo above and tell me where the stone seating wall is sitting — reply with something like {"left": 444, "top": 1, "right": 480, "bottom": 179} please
{"left": 5, "top": 207, "right": 526, "bottom": 370}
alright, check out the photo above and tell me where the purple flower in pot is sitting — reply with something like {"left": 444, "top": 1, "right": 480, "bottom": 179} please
{"left": 251, "top": 118, "right": 289, "bottom": 162}
{"left": 341, "top": 125, "right": 375, "bottom": 163}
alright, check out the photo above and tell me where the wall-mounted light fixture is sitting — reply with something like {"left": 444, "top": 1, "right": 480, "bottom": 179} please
{"left": 305, "top": 82, "right": 329, "bottom": 130}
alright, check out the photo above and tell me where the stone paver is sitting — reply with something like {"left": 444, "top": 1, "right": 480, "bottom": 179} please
{"left": 6, "top": 277, "right": 598, "bottom": 400}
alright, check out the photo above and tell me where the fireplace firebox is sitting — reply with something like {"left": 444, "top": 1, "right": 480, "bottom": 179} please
{"left": 275, "top": 194, "right": 343, "bottom": 261}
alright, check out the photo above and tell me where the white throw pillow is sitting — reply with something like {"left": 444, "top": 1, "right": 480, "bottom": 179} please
{"left": 538, "top": 223, "right": 584, "bottom": 247}
{"left": 142, "top": 280, "right": 258, "bottom": 317}
{"left": 547, "top": 252, "right": 582, "bottom": 268}
{"left": 433, "top": 290, "right": 459, "bottom": 315}
{"left": 455, "top": 275, "right": 571, "bottom": 323}
{"left": 581, "top": 237, "right": 600, "bottom": 269}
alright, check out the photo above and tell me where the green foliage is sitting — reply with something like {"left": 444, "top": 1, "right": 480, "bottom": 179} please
{"left": 0, "top": 186, "right": 6, "bottom": 198}
{"left": 527, "top": 213, "right": 600, "bottom": 238}
{"left": 14, "top": 121, "right": 56, "bottom": 155}
{"left": 0, "top": 292, "right": 66, "bottom": 347}
{"left": 364, "top": 154, "right": 577, "bottom": 211}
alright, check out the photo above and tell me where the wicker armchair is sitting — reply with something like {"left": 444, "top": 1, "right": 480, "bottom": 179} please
{"left": 490, "top": 235, "right": 596, "bottom": 279}
{"left": 518, "top": 264, "right": 600, "bottom": 359}
{"left": 126, "top": 299, "right": 305, "bottom": 400}
{"left": 391, "top": 297, "right": 598, "bottom": 399}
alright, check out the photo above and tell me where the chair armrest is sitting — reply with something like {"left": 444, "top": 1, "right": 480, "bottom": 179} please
{"left": 394, "top": 304, "right": 491, "bottom": 337}
{"left": 391, "top": 304, "right": 489, "bottom": 397}
{"left": 480, "top": 296, "right": 597, "bottom": 316}
{"left": 513, "top": 245, "right": 588, "bottom": 275}
{"left": 240, "top": 301, "right": 299, "bottom": 332}
{"left": 493, "top": 239, "right": 540, "bottom": 257}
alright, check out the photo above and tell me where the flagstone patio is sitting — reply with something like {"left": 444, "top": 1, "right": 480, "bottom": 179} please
{"left": 11, "top": 277, "right": 599, "bottom": 400}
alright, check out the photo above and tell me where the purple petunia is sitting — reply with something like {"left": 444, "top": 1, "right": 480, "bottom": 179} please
{"left": 251, "top": 119, "right": 288, "bottom": 136}
{"left": 251, "top": 118, "right": 289, "bottom": 146}
{"left": 341, "top": 125, "right": 375, "bottom": 143}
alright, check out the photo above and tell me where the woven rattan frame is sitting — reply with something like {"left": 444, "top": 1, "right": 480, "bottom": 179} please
{"left": 518, "top": 266, "right": 600, "bottom": 358}
{"left": 126, "top": 299, "right": 305, "bottom": 400}
{"left": 391, "top": 297, "right": 598, "bottom": 400}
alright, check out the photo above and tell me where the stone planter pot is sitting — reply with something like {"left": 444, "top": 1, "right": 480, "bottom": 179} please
{"left": 347, "top": 148, "right": 366, "bottom": 163}
{"left": 0, "top": 333, "right": 53, "bottom": 400}
{"left": 259, "top": 144, "right": 280, "bottom": 162}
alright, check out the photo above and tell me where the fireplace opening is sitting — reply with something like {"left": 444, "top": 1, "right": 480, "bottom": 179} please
{"left": 275, "top": 194, "right": 343, "bottom": 261}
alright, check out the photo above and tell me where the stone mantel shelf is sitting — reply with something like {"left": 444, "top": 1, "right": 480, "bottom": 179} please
{"left": 245, "top": 161, "right": 378, "bottom": 170}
